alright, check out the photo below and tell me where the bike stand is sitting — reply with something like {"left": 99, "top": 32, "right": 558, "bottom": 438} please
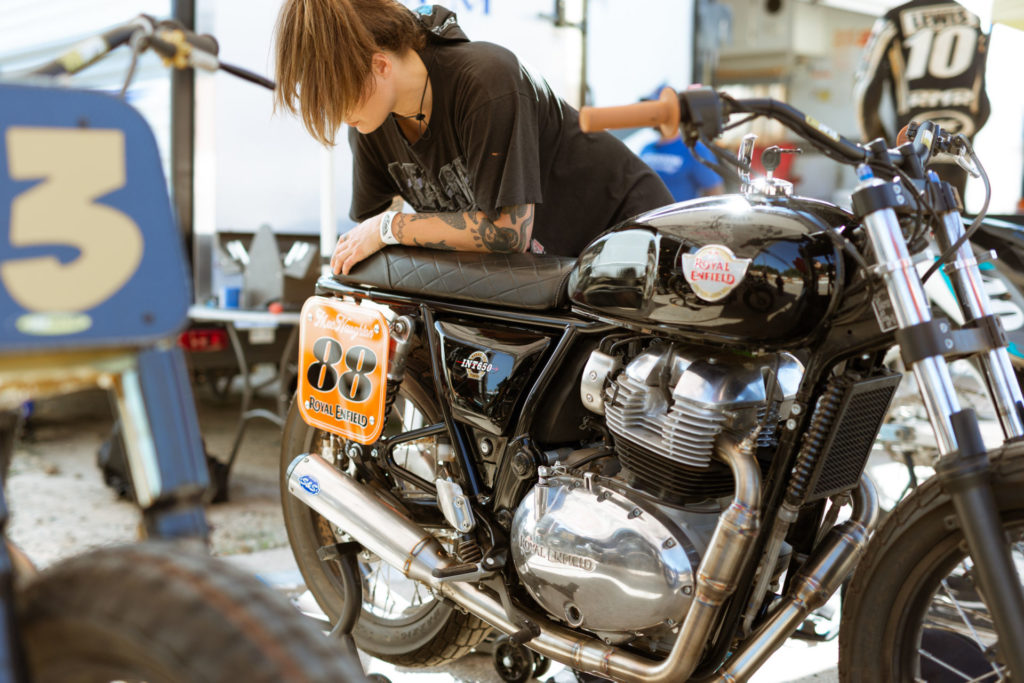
{"left": 321, "top": 541, "right": 392, "bottom": 683}
{"left": 326, "top": 625, "right": 367, "bottom": 676}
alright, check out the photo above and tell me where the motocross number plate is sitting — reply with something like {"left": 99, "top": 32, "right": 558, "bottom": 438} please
{"left": 297, "top": 297, "right": 390, "bottom": 444}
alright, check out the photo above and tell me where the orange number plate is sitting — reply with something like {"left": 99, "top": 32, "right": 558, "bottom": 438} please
{"left": 297, "top": 297, "right": 390, "bottom": 444}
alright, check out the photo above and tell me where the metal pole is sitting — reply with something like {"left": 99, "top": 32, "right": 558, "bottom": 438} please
{"left": 171, "top": 0, "right": 196, "bottom": 281}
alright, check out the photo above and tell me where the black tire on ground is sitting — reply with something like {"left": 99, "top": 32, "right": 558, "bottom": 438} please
{"left": 839, "top": 450, "right": 1024, "bottom": 682}
{"left": 281, "top": 355, "right": 489, "bottom": 668}
{"left": 16, "top": 541, "right": 362, "bottom": 683}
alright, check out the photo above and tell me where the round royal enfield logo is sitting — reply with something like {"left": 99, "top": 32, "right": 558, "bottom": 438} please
{"left": 681, "top": 244, "right": 751, "bottom": 302}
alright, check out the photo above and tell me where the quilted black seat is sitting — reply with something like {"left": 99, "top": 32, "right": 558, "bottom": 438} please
{"left": 331, "top": 247, "right": 577, "bottom": 311}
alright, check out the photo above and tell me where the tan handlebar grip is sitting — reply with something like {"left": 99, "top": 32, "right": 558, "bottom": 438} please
{"left": 579, "top": 86, "right": 680, "bottom": 138}
{"left": 896, "top": 124, "right": 912, "bottom": 146}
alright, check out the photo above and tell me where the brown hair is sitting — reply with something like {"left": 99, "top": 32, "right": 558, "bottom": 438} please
{"left": 274, "top": 0, "right": 426, "bottom": 146}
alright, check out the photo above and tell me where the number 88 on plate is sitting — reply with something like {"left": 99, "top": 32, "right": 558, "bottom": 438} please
{"left": 297, "top": 297, "right": 390, "bottom": 444}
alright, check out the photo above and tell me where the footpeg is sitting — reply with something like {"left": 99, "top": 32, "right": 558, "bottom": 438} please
{"left": 508, "top": 619, "right": 541, "bottom": 646}
{"left": 432, "top": 562, "right": 476, "bottom": 579}
{"left": 430, "top": 562, "right": 492, "bottom": 583}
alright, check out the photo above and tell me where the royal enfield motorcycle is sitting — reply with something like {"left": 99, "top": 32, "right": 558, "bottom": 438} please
{"left": 0, "top": 18, "right": 363, "bottom": 681}
{"left": 281, "top": 86, "right": 1024, "bottom": 681}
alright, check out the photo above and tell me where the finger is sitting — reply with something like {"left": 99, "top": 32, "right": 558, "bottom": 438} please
{"left": 342, "top": 253, "right": 360, "bottom": 276}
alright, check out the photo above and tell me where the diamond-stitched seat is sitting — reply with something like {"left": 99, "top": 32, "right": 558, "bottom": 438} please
{"left": 332, "top": 247, "right": 577, "bottom": 311}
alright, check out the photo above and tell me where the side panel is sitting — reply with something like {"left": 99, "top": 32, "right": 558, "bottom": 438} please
{"left": 436, "top": 320, "right": 552, "bottom": 435}
{"left": 297, "top": 298, "right": 390, "bottom": 444}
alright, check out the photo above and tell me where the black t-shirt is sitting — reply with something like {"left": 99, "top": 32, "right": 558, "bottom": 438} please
{"left": 349, "top": 15, "right": 671, "bottom": 257}
{"left": 853, "top": 0, "right": 990, "bottom": 144}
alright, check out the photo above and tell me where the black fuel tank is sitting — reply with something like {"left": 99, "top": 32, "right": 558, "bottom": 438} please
{"left": 568, "top": 196, "right": 850, "bottom": 348}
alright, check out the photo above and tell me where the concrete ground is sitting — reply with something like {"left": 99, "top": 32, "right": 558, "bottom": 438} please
{"left": 8, "top": 386, "right": 840, "bottom": 682}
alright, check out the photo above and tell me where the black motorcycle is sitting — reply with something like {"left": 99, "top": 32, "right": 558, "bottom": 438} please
{"left": 281, "top": 86, "right": 1024, "bottom": 681}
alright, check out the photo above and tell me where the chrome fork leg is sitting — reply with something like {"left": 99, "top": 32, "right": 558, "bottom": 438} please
{"left": 855, "top": 170, "right": 1024, "bottom": 678}
{"left": 933, "top": 206, "right": 1024, "bottom": 440}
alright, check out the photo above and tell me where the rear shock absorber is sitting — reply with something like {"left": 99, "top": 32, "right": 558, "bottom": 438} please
{"left": 382, "top": 315, "right": 416, "bottom": 421}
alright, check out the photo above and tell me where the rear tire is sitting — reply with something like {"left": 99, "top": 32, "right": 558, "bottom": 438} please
{"left": 17, "top": 542, "right": 361, "bottom": 682}
{"left": 281, "top": 355, "right": 489, "bottom": 668}
{"left": 839, "top": 450, "right": 1024, "bottom": 682}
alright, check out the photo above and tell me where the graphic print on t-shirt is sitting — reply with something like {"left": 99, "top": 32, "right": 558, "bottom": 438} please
{"left": 387, "top": 156, "right": 474, "bottom": 213}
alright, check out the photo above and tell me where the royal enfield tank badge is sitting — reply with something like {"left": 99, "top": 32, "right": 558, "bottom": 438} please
{"left": 681, "top": 245, "right": 751, "bottom": 302}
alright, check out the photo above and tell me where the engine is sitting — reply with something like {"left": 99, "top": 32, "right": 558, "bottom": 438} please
{"left": 510, "top": 341, "right": 802, "bottom": 643}
{"left": 592, "top": 341, "right": 803, "bottom": 503}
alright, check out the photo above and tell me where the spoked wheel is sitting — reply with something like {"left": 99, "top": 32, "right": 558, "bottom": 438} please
{"left": 281, "top": 354, "right": 489, "bottom": 668}
{"left": 16, "top": 542, "right": 361, "bottom": 682}
{"left": 840, "top": 450, "right": 1024, "bottom": 682}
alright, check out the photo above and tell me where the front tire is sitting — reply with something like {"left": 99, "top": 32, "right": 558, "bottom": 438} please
{"left": 17, "top": 542, "right": 361, "bottom": 682}
{"left": 281, "top": 355, "right": 489, "bottom": 668}
{"left": 839, "top": 449, "right": 1024, "bottom": 681}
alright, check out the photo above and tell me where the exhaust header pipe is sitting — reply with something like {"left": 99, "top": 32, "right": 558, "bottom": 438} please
{"left": 286, "top": 451, "right": 875, "bottom": 683}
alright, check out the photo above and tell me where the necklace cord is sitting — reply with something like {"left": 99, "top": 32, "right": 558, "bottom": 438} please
{"left": 395, "top": 48, "right": 437, "bottom": 137}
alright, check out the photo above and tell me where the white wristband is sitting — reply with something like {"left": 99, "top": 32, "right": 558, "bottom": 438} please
{"left": 379, "top": 210, "right": 400, "bottom": 245}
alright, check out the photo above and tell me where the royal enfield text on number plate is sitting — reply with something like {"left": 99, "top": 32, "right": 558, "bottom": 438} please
{"left": 297, "top": 297, "right": 390, "bottom": 444}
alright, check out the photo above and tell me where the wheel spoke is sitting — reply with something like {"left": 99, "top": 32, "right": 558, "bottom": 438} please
{"left": 919, "top": 647, "right": 978, "bottom": 681}
{"left": 932, "top": 567, "right": 1003, "bottom": 680}
{"left": 939, "top": 574, "right": 992, "bottom": 650}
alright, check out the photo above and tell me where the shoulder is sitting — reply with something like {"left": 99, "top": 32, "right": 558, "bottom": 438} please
{"left": 448, "top": 42, "right": 521, "bottom": 84}
{"left": 436, "top": 41, "right": 537, "bottom": 103}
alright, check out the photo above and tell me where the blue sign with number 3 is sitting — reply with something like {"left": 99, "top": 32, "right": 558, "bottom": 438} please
{"left": 0, "top": 83, "right": 190, "bottom": 350}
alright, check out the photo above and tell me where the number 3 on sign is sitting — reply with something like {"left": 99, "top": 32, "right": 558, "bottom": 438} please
{"left": 4, "top": 127, "right": 143, "bottom": 313}
{"left": 297, "top": 297, "right": 390, "bottom": 444}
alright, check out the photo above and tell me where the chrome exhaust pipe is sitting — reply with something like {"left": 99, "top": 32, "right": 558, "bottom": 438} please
{"left": 286, "top": 454, "right": 452, "bottom": 586}
{"left": 699, "top": 475, "right": 880, "bottom": 682}
{"left": 287, "top": 430, "right": 764, "bottom": 683}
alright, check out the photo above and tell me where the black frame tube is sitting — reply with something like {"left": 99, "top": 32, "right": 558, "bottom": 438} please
{"left": 420, "top": 305, "right": 484, "bottom": 497}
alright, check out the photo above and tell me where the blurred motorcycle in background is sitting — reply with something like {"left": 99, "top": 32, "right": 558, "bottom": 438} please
{"left": 0, "top": 17, "right": 362, "bottom": 681}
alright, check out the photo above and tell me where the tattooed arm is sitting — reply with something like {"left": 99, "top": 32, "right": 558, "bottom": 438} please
{"left": 331, "top": 204, "right": 535, "bottom": 275}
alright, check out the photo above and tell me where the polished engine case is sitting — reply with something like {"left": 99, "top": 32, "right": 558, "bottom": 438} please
{"left": 511, "top": 474, "right": 702, "bottom": 636}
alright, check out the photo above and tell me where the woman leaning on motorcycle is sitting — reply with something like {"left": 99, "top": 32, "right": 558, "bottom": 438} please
{"left": 272, "top": 0, "right": 673, "bottom": 272}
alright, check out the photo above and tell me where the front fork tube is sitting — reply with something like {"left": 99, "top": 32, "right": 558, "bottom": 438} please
{"left": 858, "top": 185, "right": 1024, "bottom": 678}
{"left": 934, "top": 207, "right": 1024, "bottom": 439}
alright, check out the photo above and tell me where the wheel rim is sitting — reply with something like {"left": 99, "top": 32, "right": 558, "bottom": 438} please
{"left": 903, "top": 521, "right": 1024, "bottom": 682}
{"left": 304, "top": 373, "right": 446, "bottom": 626}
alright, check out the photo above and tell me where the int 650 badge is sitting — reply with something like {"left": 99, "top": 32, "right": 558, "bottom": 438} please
{"left": 297, "top": 297, "right": 390, "bottom": 444}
